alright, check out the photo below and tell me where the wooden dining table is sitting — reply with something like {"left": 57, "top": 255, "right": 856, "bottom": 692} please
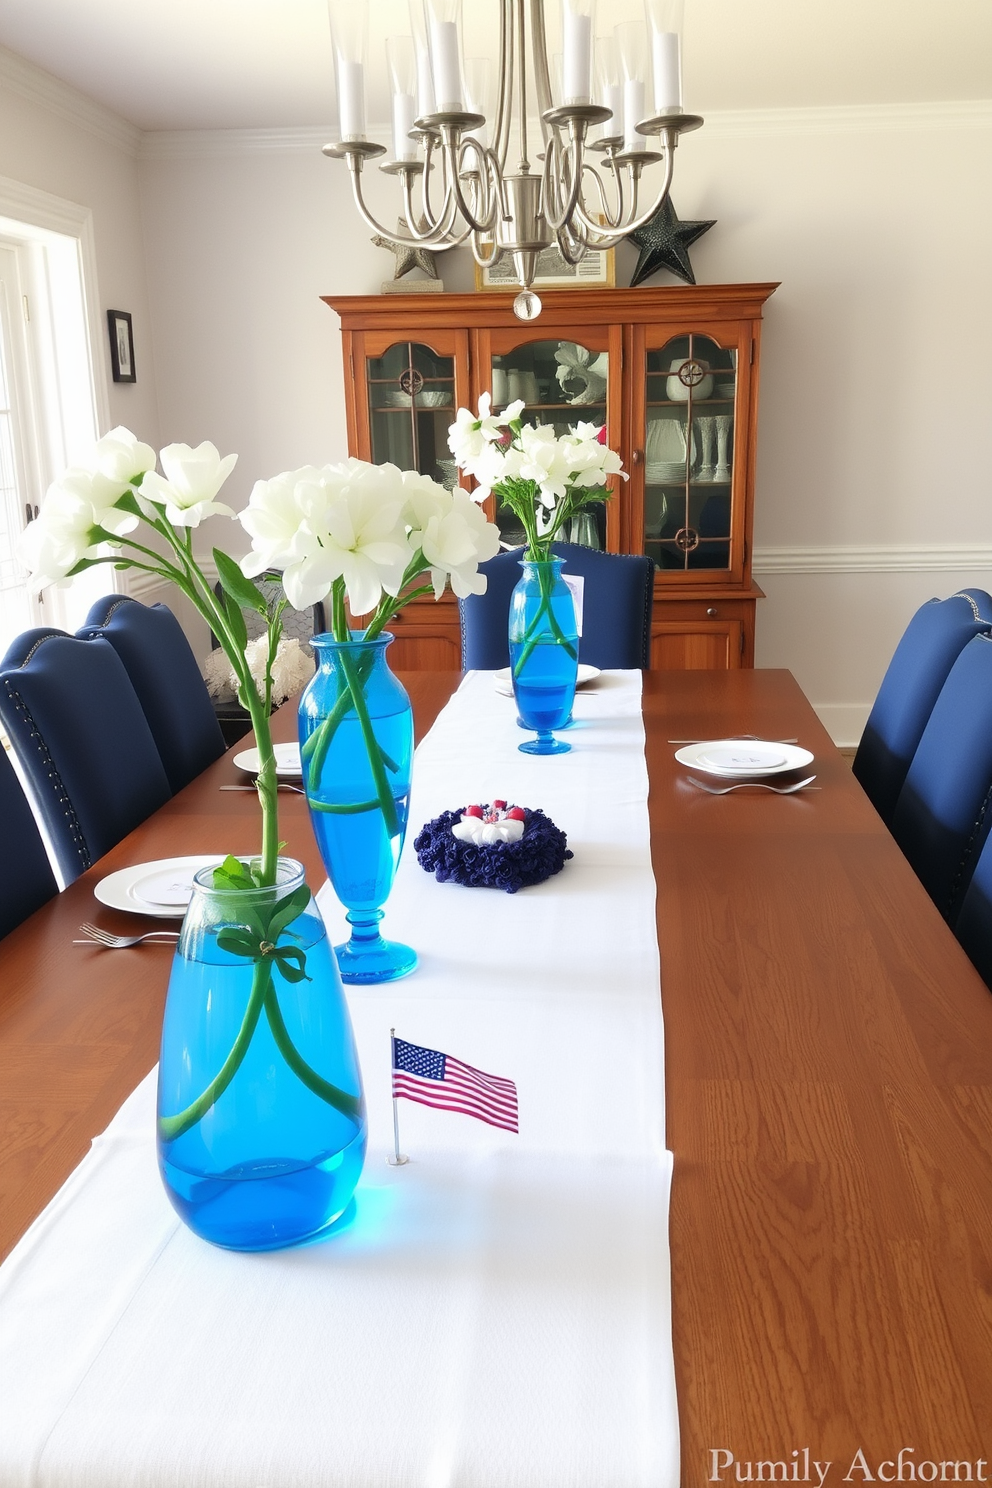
{"left": 3, "top": 667, "right": 992, "bottom": 1486}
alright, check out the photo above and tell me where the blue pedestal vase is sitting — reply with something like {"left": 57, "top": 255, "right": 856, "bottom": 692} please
{"left": 299, "top": 632, "right": 417, "bottom": 984}
{"left": 509, "top": 558, "right": 579, "bottom": 755}
{"left": 157, "top": 858, "right": 366, "bottom": 1252}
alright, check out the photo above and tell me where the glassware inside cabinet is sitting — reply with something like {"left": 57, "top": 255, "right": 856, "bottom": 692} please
{"left": 490, "top": 338, "right": 610, "bottom": 550}
{"left": 367, "top": 342, "right": 458, "bottom": 490}
{"left": 643, "top": 333, "right": 736, "bottom": 571}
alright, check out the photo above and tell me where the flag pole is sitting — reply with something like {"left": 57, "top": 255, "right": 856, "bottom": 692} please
{"left": 386, "top": 1027, "right": 409, "bottom": 1167}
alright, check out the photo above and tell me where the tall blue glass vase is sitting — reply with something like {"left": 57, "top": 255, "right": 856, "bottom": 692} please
{"left": 509, "top": 558, "right": 579, "bottom": 755}
{"left": 157, "top": 858, "right": 366, "bottom": 1252}
{"left": 299, "top": 632, "right": 417, "bottom": 984}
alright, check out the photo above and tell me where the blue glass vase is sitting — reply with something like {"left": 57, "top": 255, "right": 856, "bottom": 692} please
{"left": 509, "top": 558, "right": 579, "bottom": 755}
{"left": 157, "top": 858, "right": 366, "bottom": 1252}
{"left": 299, "top": 632, "right": 417, "bottom": 984}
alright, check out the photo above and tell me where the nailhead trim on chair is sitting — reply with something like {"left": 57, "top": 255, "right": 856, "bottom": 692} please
{"left": 952, "top": 590, "right": 986, "bottom": 624}
{"left": 1, "top": 678, "right": 91, "bottom": 873}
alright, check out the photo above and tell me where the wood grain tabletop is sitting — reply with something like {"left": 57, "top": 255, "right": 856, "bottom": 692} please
{"left": 3, "top": 667, "right": 991, "bottom": 1487}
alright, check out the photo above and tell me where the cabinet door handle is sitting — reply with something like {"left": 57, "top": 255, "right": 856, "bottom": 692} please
{"left": 706, "top": 607, "right": 717, "bottom": 617}
{"left": 632, "top": 449, "right": 643, "bottom": 465}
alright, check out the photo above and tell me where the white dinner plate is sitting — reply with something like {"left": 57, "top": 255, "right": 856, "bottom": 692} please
{"left": 233, "top": 741, "right": 302, "bottom": 778}
{"left": 674, "top": 739, "right": 814, "bottom": 778}
{"left": 494, "top": 663, "right": 600, "bottom": 697}
{"left": 94, "top": 855, "right": 227, "bottom": 918}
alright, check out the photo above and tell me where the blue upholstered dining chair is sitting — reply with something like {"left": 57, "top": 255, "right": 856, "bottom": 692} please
{"left": 0, "top": 744, "right": 58, "bottom": 938}
{"left": 953, "top": 831, "right": 992, "bottom": 993}
{"left": 0, "top": 628, "right": 171, "bottom": 885}
{"left": 79, "top": 596, "right": 225, "bottom": 794}
{"left": 852, "top": 589, "right": 992, "bottom": 825}
{"left": 459, "top": 542, "right": 655, "bottom": 670}
{"left": 889, "top": 632, "right": 992, "bottom": 923}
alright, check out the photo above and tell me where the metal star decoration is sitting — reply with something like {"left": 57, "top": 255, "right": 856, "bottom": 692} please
{"left": 626, "top": 198, "right": 716, "bottom": 288}
{"left": 371, "top": 218, "right": 441, "bottom": 281}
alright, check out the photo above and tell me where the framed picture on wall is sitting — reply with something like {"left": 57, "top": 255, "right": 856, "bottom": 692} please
{"left": 474, "top": 240, "right": 615, "bottom": 292}
{"left": 107, "top": 310, "right": 136, "bottom": 383}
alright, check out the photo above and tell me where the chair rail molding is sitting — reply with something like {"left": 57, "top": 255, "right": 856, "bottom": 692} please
{"left": 753, "top": 544, "right": 992, "bottom": 576}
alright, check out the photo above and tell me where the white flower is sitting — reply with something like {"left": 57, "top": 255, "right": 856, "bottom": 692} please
{"left": 87, "top": 426, "right": 157, "bottom": 488}
{"left": 141, "top": 441, "right": 238, "bottom": 527}
{"left": 447, "top": 393, "right": 524, "bottom": 465}
{"left": 466, "top": 439, "right": 524, "bottom": 502}
{"left": 403, "top": 475, "right": 501, "bottom": 598}
{"left": 17, "top": 486, "right": 101, "bottom": 591}
{"left": 517, "top": 423, "right": 575, "bottom": 506}
{"left": 243, "top": 459, "right": 411, "bottom": 616}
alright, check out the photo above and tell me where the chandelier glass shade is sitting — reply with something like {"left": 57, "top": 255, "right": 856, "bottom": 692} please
{"left": 324, "top": 0, "right": 703, "bottom": 320}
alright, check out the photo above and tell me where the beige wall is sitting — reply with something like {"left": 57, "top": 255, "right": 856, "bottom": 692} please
{"left": 0, "top": 46, "right": 160, "bottom": 446}
{"left": 137, "top": 106, "right": 992, "bottom": 740}
{"left": 2, "top": 36, "right": 990, "bottom": 744}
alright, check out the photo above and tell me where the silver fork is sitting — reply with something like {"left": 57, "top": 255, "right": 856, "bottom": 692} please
{"left": 74, "top": 922, "right": 181, "bottom": 948}
{"left": 219, "top": 781, "right": 306, "bottom": 795}
{"left": 687, "top": 774, "right": 818, "bottom": 796}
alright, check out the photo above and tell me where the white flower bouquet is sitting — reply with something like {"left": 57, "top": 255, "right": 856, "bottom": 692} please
{"left": 20, "top": 430, "right": 501, "bottom": 883}
{"left": 447, "top": 394, "right": 625, "bottom": 563}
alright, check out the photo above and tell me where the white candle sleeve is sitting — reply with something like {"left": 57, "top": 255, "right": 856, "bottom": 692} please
{"left": 563, "top": 12, "right": 593, "bottom": 104}
{"left": 337, "top": 59, "right": 366, "bottom": 139}
{"left": 651, "top": 30, "right": 681, "bottom": 113}
{"left": 623, "top": 77, "right": 645, "bottom": 152}
{"left": 392, "top": 92, "right": 417, "bottom": 159}
{"left": 431, "top": 19, "right": 463, "bottom": 110}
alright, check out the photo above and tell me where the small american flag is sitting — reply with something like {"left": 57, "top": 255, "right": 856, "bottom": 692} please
{"left": 391, "top": 1036, "right": 519, "bottom": 1134}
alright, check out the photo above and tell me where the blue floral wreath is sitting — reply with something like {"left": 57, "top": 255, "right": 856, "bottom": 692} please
{"left": 413, "top": 807, "right": 572, "bottom": 893}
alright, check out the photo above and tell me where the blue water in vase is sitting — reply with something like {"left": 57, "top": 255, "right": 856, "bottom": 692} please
{"left": 157, "top": 905, "right": 366, "bottom": 1252}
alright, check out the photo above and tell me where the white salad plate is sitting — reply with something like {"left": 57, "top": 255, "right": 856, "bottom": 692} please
{"left": 94, "top": 855, "right": 227, "bottom": 918}
{"left": 674, "top": 739, "right": 814, "bottom": 779}
{"left": 494, "top": 663, "right": 600, "bottom": 697}
{"left": 233, "top": 741, "right": 302, "bottom": 778}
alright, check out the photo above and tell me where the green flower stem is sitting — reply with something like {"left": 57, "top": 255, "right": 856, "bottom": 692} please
{"left": 262, "top": 980, "right": 363, "bottom": 1123}
{"left": 157, "top": 957, "right": 270, "bottom": 1143}
{"left": 336, "top": 644, "right": 401, "bottom": 839}
{"left": 512, "top": 558, "right": 578, "bottom": 677}
{"left": 307, "top": 796, "right": 381, "bottom": 815}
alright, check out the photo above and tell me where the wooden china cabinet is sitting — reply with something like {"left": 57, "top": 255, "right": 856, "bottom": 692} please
{"left": 322, "top": 283, "right": 777, "bottom": 671}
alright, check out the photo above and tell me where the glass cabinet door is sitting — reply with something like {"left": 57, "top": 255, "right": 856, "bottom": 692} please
{"left": 367, "top": 342, "right": 458, "bottom": 490}
{"left": 643, "top": 333, "right": 737, "bottom": 572}
{"left": 490, "top": 337, "right": 610, "bottom": 550}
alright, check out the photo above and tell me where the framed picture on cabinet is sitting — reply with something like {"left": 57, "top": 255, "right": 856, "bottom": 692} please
{"left": 475, "top": 240, "right": 615, "bottom": 292}
{"left": 107, "top": 310, "right": 135, "bottom": 383}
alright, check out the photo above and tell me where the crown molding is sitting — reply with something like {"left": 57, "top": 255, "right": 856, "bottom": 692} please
{"left": 701, "top": 97, "right": 992, "bottom": 140}
{"left": 0, "top": 44, "right": 140, "bottom": 156}
{"left": 138, "top": 98, "right": 992, "bottom": 159}
{"left": 753, "top": 544, "right": 992, "bottom": 575}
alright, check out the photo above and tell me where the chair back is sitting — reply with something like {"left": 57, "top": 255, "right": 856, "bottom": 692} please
{"left": 0, "top": 746, "right": 58, "bottom": 939}
{"left": 459, "top": 543, "right": 654, "bottom": 670}
{"left": 0, "top": 629, "right": 171, "bottom": 884}
{"left": 890, "top": 632, "right": 992, "bottom": 921}
{"left": 853, "top": 589, "right": 992, "bottom": 824}
{"left": 80, "top": 596, "right": 225, "bottom": 794}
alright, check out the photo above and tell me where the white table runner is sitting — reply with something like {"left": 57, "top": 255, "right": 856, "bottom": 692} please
{"left": 0, "top": 670, "right": 678, "bottom": 1488}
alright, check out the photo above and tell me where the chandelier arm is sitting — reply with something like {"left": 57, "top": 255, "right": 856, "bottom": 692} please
{"left": 572, "top": 148, "right": 674, "bottom": 244}
{"left": 440, "top": 136, "right": 499, "bottom": 236}
{"left": 469, "top": 228, "right": 502, "bottom": 271}
{"left": 555, "top": 217, "right": 589, "bottom": 266}
{"left": 515, "top": 0, "right": 529, "bottom": 171}
{"left": 348, "top": 169, "right": 460, "bottom": 248}
{"left": 578, "top": 156, "right": 625, "bottom": 231}
{"left": 457, "top": 137, "right": 500, "bottom": 231}
{"left": 542, "top": 130, "right": 585, "bottom": 234}
{"left": 529, "top": 0, "right": 554, "bottom": 151}
{"left": 493, "top": 0, "right": 512, "bottom": 172}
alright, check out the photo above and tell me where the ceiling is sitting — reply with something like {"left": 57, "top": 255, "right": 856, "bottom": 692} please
{"left": 0, "top": 0, "right": 988, "bottom": 133}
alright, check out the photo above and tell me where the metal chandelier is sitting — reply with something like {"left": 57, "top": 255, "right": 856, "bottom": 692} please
{"left": 323, "top": 0, "right": 703, "bottom": 320}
